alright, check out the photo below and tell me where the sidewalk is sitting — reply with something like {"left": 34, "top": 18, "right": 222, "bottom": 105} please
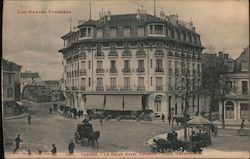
{"left": 4, "top": 113, "right": 29, "bottom": 120}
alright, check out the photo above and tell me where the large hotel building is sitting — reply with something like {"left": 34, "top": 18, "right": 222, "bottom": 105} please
{"left": 59, "top": 10, "right": 206, "bottom": 116}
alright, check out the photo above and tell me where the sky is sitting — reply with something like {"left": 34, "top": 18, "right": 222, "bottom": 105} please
{"left": 3, "top": 0, "right": 249, "bottom": 80}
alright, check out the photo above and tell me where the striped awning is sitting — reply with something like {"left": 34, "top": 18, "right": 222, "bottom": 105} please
{"left": 124, "top": 95, "right": 142, "bottom": 111}
{"left": 105, "top": 95, "right": 123, "bottom": 110}
{"left": 85, "top": 95, "right": 104, "bottom": 110}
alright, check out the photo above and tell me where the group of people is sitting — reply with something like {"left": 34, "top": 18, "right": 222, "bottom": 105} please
{"left": 210, "top": 123, "right": 218, "bottom": 137}
{"left": 190, "top": 129, "right": 212, "bottom": 148}
{"left": 161, "top": 114, "right": 172, "bottom": 124}
{"left": 13, "top": 134, "right": 76, "bottom": 155}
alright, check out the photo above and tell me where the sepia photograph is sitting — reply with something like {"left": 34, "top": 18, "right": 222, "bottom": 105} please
{"left": 2, "top": 0, "right": 249, "bottom": 158}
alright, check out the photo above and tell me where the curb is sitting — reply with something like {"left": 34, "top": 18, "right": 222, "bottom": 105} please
{"left": 4, "top": 113, "right": 29, "bottom": 120}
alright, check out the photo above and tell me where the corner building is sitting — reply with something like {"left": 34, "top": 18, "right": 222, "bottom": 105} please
{"left": 59, "top": 11, "right": 204, "bottom": 116}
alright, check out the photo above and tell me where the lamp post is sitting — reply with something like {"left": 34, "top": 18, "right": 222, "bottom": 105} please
{"left": 170, "top": 107, "right": 174, "bottom": 132}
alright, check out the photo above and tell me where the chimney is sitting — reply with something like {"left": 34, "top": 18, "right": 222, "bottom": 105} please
{"left": 218, "top": 51, "right": 223, "bottom": 59}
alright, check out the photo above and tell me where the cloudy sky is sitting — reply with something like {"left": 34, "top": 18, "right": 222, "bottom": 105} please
{"left": 3, "top": 0, "right": 249, "bottom": 80}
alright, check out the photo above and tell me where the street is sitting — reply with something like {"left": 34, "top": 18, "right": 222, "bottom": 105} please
{"left": 3, "top": 101, "right": 173, "bottom": 153}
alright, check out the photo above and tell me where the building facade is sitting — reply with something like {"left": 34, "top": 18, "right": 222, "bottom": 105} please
{"left": 43, "top": 80, "right": 61, "bottom": 90}
{"left": 221, "top": 46, "right": 249, "bottom": 122}
{"left": 2, "top": 58, "right": 22, "bottom": 104}
{"left": 59, "top": 10, "right": 205, "bottom": 116}
{"left": 20, "top": 72, "right": 41, "bottom": 95}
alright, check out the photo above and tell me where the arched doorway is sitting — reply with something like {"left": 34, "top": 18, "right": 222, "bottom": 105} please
{"left": 154, "top": 95, "right": 162, "bottom": 112}
{"left": 225, "top": 101, "right": 234, "bottom": 119}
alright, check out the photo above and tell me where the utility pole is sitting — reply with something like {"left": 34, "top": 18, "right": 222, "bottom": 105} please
{"left": 89, "top": 0, "right": 92, "bottom": 20}
{"left": 154, "top": 0, "right": 156, "bottom": 16}
{"left": 70, "top": 17, "right": 72, "bottom": 31}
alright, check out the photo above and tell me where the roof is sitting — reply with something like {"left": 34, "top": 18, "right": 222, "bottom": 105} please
{"left": 21, "top": 72, "right": 40, "bottom": 78}
{"left": 187, "top": 116, "right": 212, "bottom": 125}
{"left": 43, "top": 80, "right": 59, "bottom": 84}
{"left": 2, "top": 58, "right": 22, "bottom": 72}
{"left": 78, "top": 19, "right": 97, "bottom": 28}
{"left": 61, "top": 31, "right": 75, "bottom": 39}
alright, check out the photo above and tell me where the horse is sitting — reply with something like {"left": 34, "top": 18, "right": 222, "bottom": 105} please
{"left": 88, "top": 131, "right": 100, "bottom": 149}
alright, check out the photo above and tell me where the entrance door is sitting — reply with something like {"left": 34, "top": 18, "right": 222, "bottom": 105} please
{"left": 225, "top": 101, "right": 234, "bottom": 119}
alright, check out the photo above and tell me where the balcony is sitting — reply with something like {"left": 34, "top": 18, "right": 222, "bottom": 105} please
{"left": 155, "top": 50, "right": 164, "bottom": 57}
{"left": 137, "top": 86, "right": 145, "bottom": 91}
{"left": 109, "top": 68, "right": 117, "bottom": 74}
{"left": 79, "top": 53, "right": 86, "bottom": 59}
{"left": 120, "top": 87, "right": 133, "bottom": 91}
{"left": 79, "top": 69, "right": 87, "bottom": 76}
{"left": 122, "top": 68, "right": 131, "bottom": 74}
{"left": 155, "top": 68, "right": 164, "bottom": 72}
{"left": 66, "top": 87, "right": 71, "bottom": 90}
{"left": 95, "top": 52, "right": 104, "bottom": 59}
{"left": 108, "top": 51, "right": 118, "bottom": 58}
{"left": 122, "top": 51, "right": 132, "bottom": 57}
{"left": 106, "top": 86, "right": 118, "bottom": 91}
{"left": 168, "top": 51, "right": 174, "bottom": 57}
{"left": 96, "top": 86, "right": 104, "bottom": 91}
{"left": 72, "top": 87, "right": 77, "bottom": 90}
{"left": 136, "top": 51, "right": 146, "bottom": 58}
{"left": 136, "top": 67, "right": 145, "bottom": 74}
{"left": 80, "top": 86, "right": 86, "bottom": 91}
{"left": 156, "top": 86, "right": 163, "bottom": 91}
{"left": 96, "top": 68, "right": 105, "bottom": 74}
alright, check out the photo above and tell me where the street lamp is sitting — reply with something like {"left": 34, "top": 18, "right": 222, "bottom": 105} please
{"left": 170, "top": 107, "right": 175, "bottom": 132}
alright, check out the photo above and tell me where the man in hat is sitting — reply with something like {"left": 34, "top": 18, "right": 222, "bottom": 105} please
{"left": 28, "top": 115, "right": 31, "bottom": 125}
{"left": 68, "top": 139, "right": 75, "bottom": 155}
{"left": 51, "top": 144, "right": 57, "bottom": 155}
{"left": 13, "top": 134, "right": 23, "bottom": 153}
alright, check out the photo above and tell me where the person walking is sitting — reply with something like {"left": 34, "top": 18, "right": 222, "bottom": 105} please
{"left": 168, "top": 114, "right": 171, "bottom": 124}
{"left": 68, "top": 139, "right": 75, "bottom": 155}
{"left": 13, "top": 134, "right": 23, "bottom": 153}
{"left": 51, "top": 144, "right": 57, "bottom": 155}
{"left": 240, "top": 120, "right": 245, "bottom": 129}
{"left": 49, "top": 107, "right": 52, "bottom": 114}
{"left": 28, "top": 115, "right": 31, "bottom": 125}
{"left": 161, "top": 114, "right": 165, "bottom": 123}
{"left": 214, "top": 124, "right": 218, "bottom": 137}
{"left": 100, "top": 119, "right": 103, "bottom": 126}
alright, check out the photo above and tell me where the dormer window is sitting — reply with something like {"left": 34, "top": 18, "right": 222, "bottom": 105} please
{"left": 138, "top": 43, "right": 145, "bottom": 53}
{"left": 148, "top": 24, "right": 165, "bottom": 37}
{"left": 124, "top": 43, "right": 130, "bottom": 52}
{"left": 241, "top": 61, "right": 248, "bottom": 71}
{"left": 80, "top": 27, "right": 92, "bottom": 38}
{"left": 123, "top": 27, "right": 131, "bottom": 37}
{"left": 96, "top": 44, "right": 103, "bottom": 56}
{"left": 110, "top": 27, "right": 117, "bottom": 38}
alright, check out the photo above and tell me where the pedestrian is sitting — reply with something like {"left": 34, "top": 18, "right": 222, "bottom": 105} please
{"left": 13, "top": 134, "right": 23, "bottom": 153}
{"left": 161, "top": 114, "right": 165, "bottom": 122}
{"left": 214, "top": 124, "right": 218, "bottom": 137}
{"left": 49, "top": 107, "right": 52, "bottom": 114}
{"left": 240, "top": 120, "right": 245, "bottom": 129}
{"left": 100, "top": 119, "right": 103, "bottom": 126}
{"left": 68, "top": 139, "right": 75, "bottom": 155}
{"left": 28, "top": 115, "right": 31, "bottom": 125}
{"left": 51, "top": 144, "right": 57, "bottom": 155}
{"left": 210, "top": 123, "right": 215, "bottom": 136}
{"left": 168, "top": 114, "right": 171, "bottom": 124}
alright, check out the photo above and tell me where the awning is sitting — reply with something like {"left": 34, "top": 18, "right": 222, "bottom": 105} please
{"left": 85, "top": 95, "right": 104, "bottom": 110}
{"left": 124, "top": 95, "right": 142, "bottom": 111}
{"left": 105, "top": 95, "right": 123, "bottom": 110}
{"left": 187, "top": 116, "right": 212, "bottom": 126}
{"left": 16, "top": 101, "right": 24, "bottom": 106}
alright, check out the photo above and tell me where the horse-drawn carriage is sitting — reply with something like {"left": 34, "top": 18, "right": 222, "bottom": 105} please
{"left": 74, "top": 120, "right": 100, "bottom": 148}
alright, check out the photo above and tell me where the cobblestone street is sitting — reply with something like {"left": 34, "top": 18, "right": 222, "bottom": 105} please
{"left": 3, "top": 101, "right": 173, "bottom": 154}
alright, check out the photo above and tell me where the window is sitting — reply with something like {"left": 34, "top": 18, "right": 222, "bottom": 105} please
{"left": 88, "top": 78, "right": 91, "bottom": 86}
{"left": 97, "top": 78, "right": 103, "bottom": 88}
{"left": 96, "top": 28, "right": 103, "bottom": 38}
{"left": 170, "top": 29, "right": 174, "bottom": 39}
{"left": 96, "top": 44, "right": 103, "bottom": 56}
{"left": 88, "top": 61, "right": 91, "bottom": 69}
{"left": 80, "top": 28, "right": 86, "bottom": 37}
{"left": 155, "top": 43, "right": 163, "bottom": 53}
{"left": 175, "top": 103, "right": 178, "bottom": 115}
{"left": 81, "top": 78, "right": 86, "bottom": 87}
{"left": 156, "top": 77, "right": 163, "bottom": 90}
{"left": 225, "top": 101, "right": 234, "bottom": 119}
{"left": 227, "top": 81, "right": 233, "bottom": 90}
{"left": 124, "top": 77, "right": 130, "bottom": 89}
{"left": 8, "top": 75, "right": 12, "bottom": 85}
{"left": 110, "top": 60, "right": 116, "bottom": 69}
{"left": 110, "top": 78, "right": 116, "bottom": 88}
{"left": 138, "top": 77, "right": 144, "bottom": 88}
{"left": 168, "top": 77, "right": 172, "bottom": 89}
{"left": 138, "top": 43, "right": 145, "bottom": 53}
{"left": 240, "top": 103, "right": 249, "bottom": 119}
{"left": 124, "top": 43, "right": 130, "bottom": 53}
{"left": 123, "top": 27, "right": 131, "bottom": 37}
{"left": 177, "top": 31, "right": 181, "bottom": 40}
{"left": 155, "top": 25, "right": 164, "bottom": 34}
{"left": 150, "top": 77, "right": 153, "bottom": 86}
{"left": 182, "top": 31, "right": 186, "bottom": 41}
{"left": 110, "top": 43, "right": 117, "bottom": 54}
{"left": 241, "top": 61, "right": 248, "bottom": 71}
{"left": 110, "top": 27, "right": 116, "bottom": 38}
{"left": 81, "top": 61, "right": 86, "bottom": 69}
{"left": 150, "top": 59, "right": 153, "bottom": 68}
{"left": 138, "top": 60, "right": 144, "bottom": 69}
{"left": 7, "top": 88, "right": 13, "bottom": 98}
{"left": 242, "top": 81, "right": 248, "bottom": 95}
{"left": 155, "top": 59, "right": 163, "bottom": 71}
{"left": 137, "top": 27, "right": 144, "bottom": 37}
{"left": 150, "top": 25, "right": 153, "bottom": 34}
{"left": 124, "top": 60, "right": 130, "bottom": 69}
{"left": 87, "top": 28, "right": 91, "bottom": 37}
{"left": 97, "top": 61, "right": 103, "bottom": 69}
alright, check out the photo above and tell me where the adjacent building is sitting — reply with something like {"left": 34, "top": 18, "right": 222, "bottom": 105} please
{"left": 20, "top": 71, "right": 41, "bottom": 95}
{"left": 222, "top": 46, "right": 249, "bottom": 121}
{"left": 43, "top": 80, "right": 61, "bottom": 90}
{"left": 2, "top": 58, "right": 22, "bottom": 105}
{"left": 59, "top": 10, "right": 205, "bottom": 116}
